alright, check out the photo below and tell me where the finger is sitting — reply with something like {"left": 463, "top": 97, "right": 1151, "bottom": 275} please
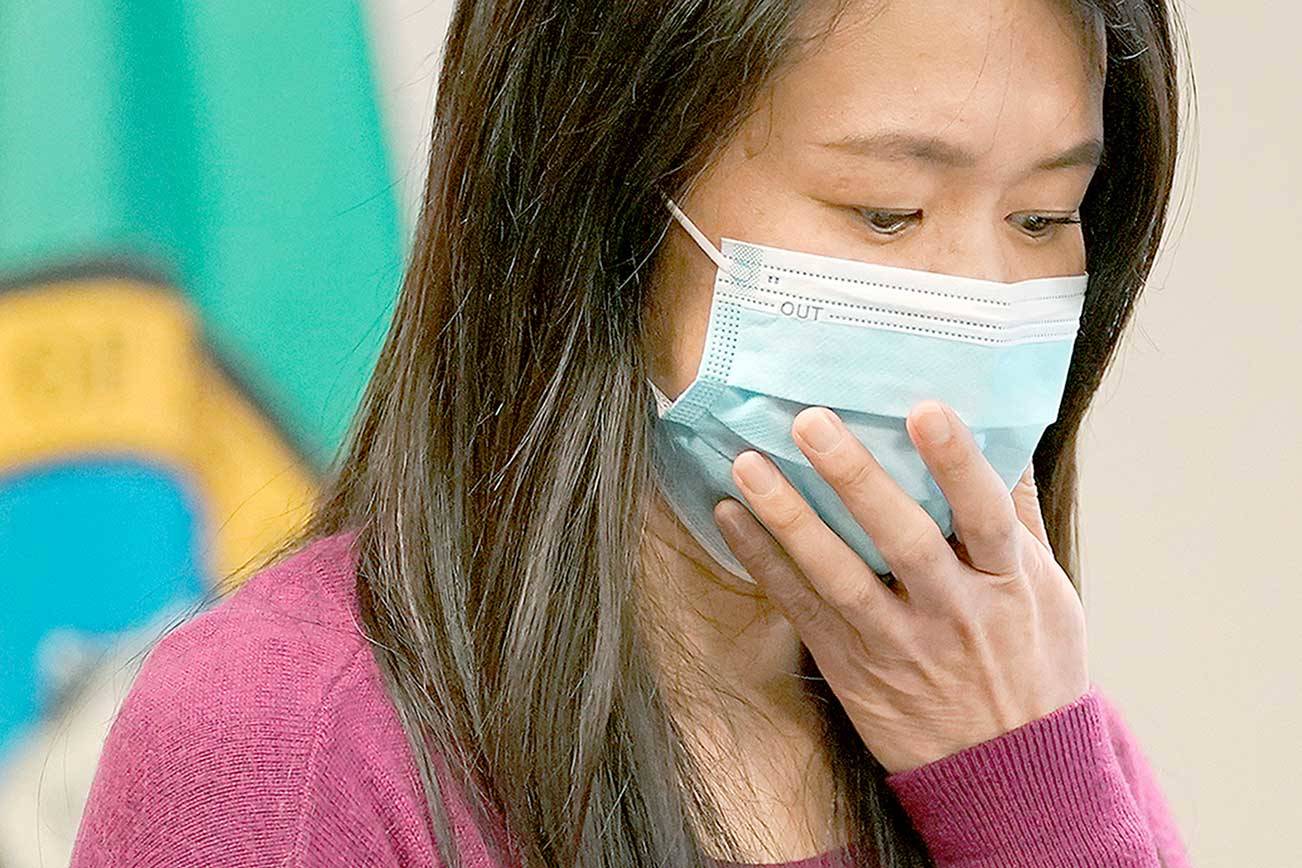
{"left": 712, "top": 498, "right": 856, "bottom": 645}
{"left": 1011, "top": 461, "right": 1051, "bottom": 549}
{"left": 729, "top": 450, "right": 909, "bottom": 637}
{"left": 904, "top": 401, "right": 1020, "bottom": 577}
{"left": 787, "top": 407, "right": 960, "bottom": 607}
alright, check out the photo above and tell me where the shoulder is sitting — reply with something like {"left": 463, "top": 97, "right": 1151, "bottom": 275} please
{"left": 108, "top": 528, "right": 376, "bottom": 750}
{"left": 134, "top": 528, "right": 369, "bottom": 699}
{"left": 71, "top": 529, "right": 443, "bottom": 867}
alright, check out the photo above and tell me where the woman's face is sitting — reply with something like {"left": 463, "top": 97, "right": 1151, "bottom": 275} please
{"left": 645, "top": 0, "right": 1106, "bottom": 399}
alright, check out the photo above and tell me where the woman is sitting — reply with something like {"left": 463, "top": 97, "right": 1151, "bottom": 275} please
{"left": 72, "top": 0, "right": 1193, "bottom": 865}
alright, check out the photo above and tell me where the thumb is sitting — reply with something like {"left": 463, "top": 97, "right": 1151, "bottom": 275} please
{"left": 1011, "top": 461, "right": 1051, "bottom": 549}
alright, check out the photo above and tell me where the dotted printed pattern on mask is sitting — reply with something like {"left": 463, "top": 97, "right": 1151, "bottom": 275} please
{"left": 662, "top": 300, "right": 742, "bottom": 427}
{"left": 717, "top": 277, "right": 1079, "bottom": 333}
{"left": 822, "top": 311, "right": 1077, "bottom": 345}
{"left": 724, "top": 259, "right": 1087, "bottom": 307}
{"left": 705, "top": 301, "right": 740, "bottom": 381}
{"left": 716, "top": 289, "right": 1076, "bottom": 346}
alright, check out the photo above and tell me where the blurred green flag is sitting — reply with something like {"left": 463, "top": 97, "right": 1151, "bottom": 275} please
{"left": 0, "top": 2, "right": 405, "bottom": 820}
{"left": 0, "top": 1, "right": 404, "bottom": 465}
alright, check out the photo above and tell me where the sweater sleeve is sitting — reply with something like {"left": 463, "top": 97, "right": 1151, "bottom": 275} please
{"left": 883, "top": 683, "right": 1190, "bottom": 868}
{"left": 68, "top": 603, "right": 445, "bottom": 867}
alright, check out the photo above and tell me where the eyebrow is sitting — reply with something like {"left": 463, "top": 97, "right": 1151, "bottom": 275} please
{"left": 818, "top": 130, "right": 1105, "bottom": 171}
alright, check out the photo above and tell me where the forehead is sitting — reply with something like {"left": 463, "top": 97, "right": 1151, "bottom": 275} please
{"left": 768, "top": 0, "right": 1107, "bottom": 159}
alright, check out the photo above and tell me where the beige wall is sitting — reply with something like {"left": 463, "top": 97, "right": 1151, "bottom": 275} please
{"left": 1077, "top": 3, "right": 1302, "bottom": 865}
{"left": 367, "top": 1, "right": 1302, "bottom": 864}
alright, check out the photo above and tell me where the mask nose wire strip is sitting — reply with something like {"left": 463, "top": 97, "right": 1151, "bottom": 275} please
{"left": 662, "top": 195, "right": 738, "bottom": 278}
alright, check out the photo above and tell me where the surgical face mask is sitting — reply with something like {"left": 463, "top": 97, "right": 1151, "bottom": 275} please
{"left": 647, "top": 196, "right": 1087, "bottom": 584}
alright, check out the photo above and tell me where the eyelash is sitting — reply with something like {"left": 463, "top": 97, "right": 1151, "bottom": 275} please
{"left": 854, "top": 208, "right": 1083, "bottom": 239}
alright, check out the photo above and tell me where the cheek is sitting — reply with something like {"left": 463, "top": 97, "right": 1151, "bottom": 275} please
{"left": 643, "top": 246, "right": 716, "bottom": 396}
{"left": 1061, "top": 227, "right": 1088, "bottom": 274}
{"left": 672, "top": 314, "right": 711, "bottom": 392}
{"left": 1019, "top": 233, "right": 1088, "bottom": 280}
{"left": 1000, "top": 219, "right": 1088, "bottom": 279}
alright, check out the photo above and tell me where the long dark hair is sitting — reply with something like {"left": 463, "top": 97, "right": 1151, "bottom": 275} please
{"left": 261, "top": 0, "right": 1193, "bottom": 864}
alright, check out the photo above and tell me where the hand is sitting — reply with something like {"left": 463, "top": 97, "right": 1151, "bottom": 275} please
{"left": 712, "top": 400, "right": 1089, "bottom": 775}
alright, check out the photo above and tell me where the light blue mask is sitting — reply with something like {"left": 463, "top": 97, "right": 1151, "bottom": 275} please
{"left": 648, "top": 197, "right": 1088, "bottom": 583}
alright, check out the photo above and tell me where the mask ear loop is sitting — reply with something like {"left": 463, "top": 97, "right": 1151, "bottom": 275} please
{"left": 649, "top": 194, "right": 738, "bottom": 418}
{"left": 660, "top": 194, "right": 738, "bottom": 278}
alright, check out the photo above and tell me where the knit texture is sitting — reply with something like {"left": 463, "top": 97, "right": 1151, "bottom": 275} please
{"left": 71, "top": 529, "right": 1189, "bottom": 867}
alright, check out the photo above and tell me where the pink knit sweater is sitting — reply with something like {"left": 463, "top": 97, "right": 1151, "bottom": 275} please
{"left": 71, "top": 529, "right": 1189, "bottom": 867}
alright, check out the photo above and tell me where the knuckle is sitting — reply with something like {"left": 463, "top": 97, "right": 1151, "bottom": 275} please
{"left": 829, "top": 579, "right": 882, "bottom": 616}
{"left": 764, "top": 498, "right": 809, "bottom": 535}
{"left": 784, "top": 587, "right": 832, "bottom": 627}
{"left": 743, "top": 534, "right": 791, "bottom": 577}
{"left": 881, "top": 523, "right": 944, "bottom": 573}
{"left": 831, "top": 452, "right": 880, "bottom": 495}
{"left": 999, "top": 569, "right": 1035, "bottom": 596}
{"left": 966, "top": 506, "right": 1019, "bottom": 549}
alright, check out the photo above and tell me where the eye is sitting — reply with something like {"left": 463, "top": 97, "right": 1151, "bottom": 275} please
{"left": 855, "top": 208, "right": 922, "bottom": 236}
{"left": 1011, "top": 212, "right": 1082, "bottom": 239}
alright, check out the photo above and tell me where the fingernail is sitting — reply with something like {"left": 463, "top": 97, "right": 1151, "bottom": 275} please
{"left": 734, "top": 451, "right": 778, "bottom": 495}
{"left": 798, "top": 407, "right": 843, "bottom": 453}
{"left": 914, "top": 401, "right": 951, "bottom": 445}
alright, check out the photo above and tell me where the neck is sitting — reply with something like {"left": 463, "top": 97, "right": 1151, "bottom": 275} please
{"left": 637, "top": 490, "right": 814, "bottom": 723}
{"left": 637, "top": 491, "right": 853, "bottom": 862}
